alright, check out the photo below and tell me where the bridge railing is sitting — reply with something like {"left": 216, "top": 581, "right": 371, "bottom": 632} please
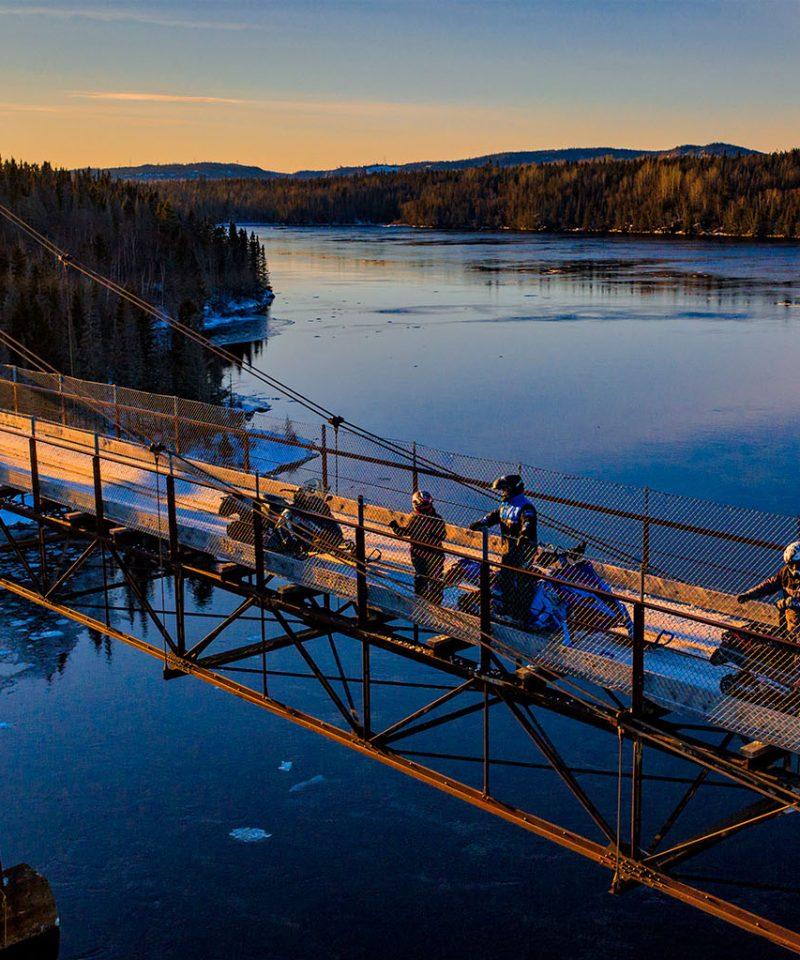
{"left": 0, "top": 366, "right": 795, "bottom": 641}
{"left": 1, "top": 404, "right": 799, "bottom": 752}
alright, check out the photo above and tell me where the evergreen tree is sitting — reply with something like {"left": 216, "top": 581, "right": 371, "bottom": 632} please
{"left": 0, "top": 158, "right": 271, "bottom": 399}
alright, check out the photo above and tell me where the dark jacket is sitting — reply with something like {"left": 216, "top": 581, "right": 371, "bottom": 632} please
{"left": 390, "top": 507, "right": 446, "bottom": 572}
{"left": 740, "top": 565, "right": 800, "bottom": 606}
{"left": 291, "top": 490, "right": 344, "bottom": 548}
{"left": 471, "top": 493, "right": 538, "bottom": 560}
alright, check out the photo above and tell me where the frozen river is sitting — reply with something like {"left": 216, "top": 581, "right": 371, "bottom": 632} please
{"left": 230, "top": 226, "right": 800, "bottom": 513}
{"left": 4, "top": 227, "right": 800, "bottom": 960}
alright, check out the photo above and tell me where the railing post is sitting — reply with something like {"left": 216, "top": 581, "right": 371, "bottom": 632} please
{"left": 166, "top": 471, "right": 186, "bottom": 656}
{"left": 320, "top": 423, "right": 329, "bottom": 491}
{"left": 479, "top": 531, "right": 493, "bottom": 793}
{"left": 630, "top": 599, "right": 646, "bottom": 857}
{"left": 479, "top": 529, "right": 492, "bottom": 672}
{"left": 92, "top": 446, "right": 104, "bottom": 528}
{"left": 11, "top": 365, "right": 18, "bottom": 414}
{"left": 113, "top": 385, "right": 121, "bottom": 439}
{"left": 412, "top": 441, "right": 419, "bottom": 492}
{"left": 28, "top": 435, "right": 40, "bottom": 511}
{"left": 252, "top": 502, "right": 265, "bottom": 593}
{"left": 355, "top": 496, "right": 368, "bottom": 624}
{"left": 631, "top": 600, "right": 645, "bottom": 716}
{"left": 356, "top": 496, "right": 370, "bottom": 737}
{"left": 59, "top": 374, "right": 66, "bottom": 425}
{"left": 252, "top": 500, "right": 268, "bottom": 695}
{"left": 640, "top": 487, "right": 650, "bottom": 601}
{"left": 28, "top": 428, "right": 48, "bottom": 590}
{"left": 91, "top": 452, "right": 111, "bottom": 625}
{"left": 243, "top": 430, "right": 251, "bottom": 473}
{"left": 172, "top": 396, "right": 181, "bottom": 454}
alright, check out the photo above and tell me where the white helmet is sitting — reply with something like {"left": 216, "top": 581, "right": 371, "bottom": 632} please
{"left": 784, "top": 541, "right": 800, "bottom": 565}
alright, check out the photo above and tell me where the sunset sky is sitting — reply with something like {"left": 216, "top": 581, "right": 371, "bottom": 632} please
{"left": 2, "top": 0, "right": 799, "bottom": 171}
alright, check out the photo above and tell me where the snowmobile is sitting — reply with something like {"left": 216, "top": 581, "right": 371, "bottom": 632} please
{"left": 445, "top": 542, "right": 631, "bottom": 638}
{"left": 711, "top": 622, "right": 800, "bottom": 710}
{"left": 219, "top": 482, "right": 351, "bottom": 558}
{"left": 538, "top": 542, "right": 633, "bottom": 638}
{"left": 218, "top": 491, "right": 284, "bottom": 546}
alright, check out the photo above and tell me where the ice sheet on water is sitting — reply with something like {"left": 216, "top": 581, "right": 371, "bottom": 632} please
{"left": 289, "top": 774, "right": 325, "bottom": 793}
{"left": 278, "top": 761, "right": 293, "bottom": 772}
{"left": 229, "top": 828, "right": 272, "bottom": 843}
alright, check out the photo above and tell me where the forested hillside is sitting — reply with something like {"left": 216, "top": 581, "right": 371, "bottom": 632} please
{"left": 161, "top": 150, "right": 800, "bottom": 238}
{"left": 0, "top": 160, "right": 270, "bottom": 400}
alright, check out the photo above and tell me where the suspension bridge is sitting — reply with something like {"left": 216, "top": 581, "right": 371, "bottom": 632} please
{"left": 1, "top": 202, "right": 800, "bottom": 954}
{"left": 0, "top": 366, "right": 799, "bottom": 952}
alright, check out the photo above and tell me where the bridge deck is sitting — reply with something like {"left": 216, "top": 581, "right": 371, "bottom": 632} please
{"left": 0, "top": 405, "right": 797, "bottom": 754}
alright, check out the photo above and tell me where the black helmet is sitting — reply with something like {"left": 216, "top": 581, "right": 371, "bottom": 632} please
{"left": 491, "top": 474, "right": 525, "bottom": 500}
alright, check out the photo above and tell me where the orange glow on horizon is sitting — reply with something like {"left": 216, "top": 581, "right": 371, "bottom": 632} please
{"left": 2, "top": 94, "right": 795, "bottom": 172}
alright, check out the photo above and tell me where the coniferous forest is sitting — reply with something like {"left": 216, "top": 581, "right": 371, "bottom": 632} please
{"left": 0, "top": 159, "right": 270, "bottom": 401}
{"left": 160, "top": 150, "right": 800, "bottom": 238}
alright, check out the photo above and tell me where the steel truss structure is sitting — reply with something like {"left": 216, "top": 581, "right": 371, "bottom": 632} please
{"left": 2, "top": 445, "right": 800, "bottom": 954}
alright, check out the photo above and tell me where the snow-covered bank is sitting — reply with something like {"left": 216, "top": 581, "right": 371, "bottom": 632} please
{"left": 203, "top": 290, "right": 275, "bottom": 326}
{"left": 201, "top": 290, "right": 287, "bottom": 345}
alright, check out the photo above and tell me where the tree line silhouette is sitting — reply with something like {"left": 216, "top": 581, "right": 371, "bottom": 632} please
{"left": 0, "top": 159, "right": 270, "bottom": 400}
{"left": 160, "top": 150, "right": 800, "bottom": 238}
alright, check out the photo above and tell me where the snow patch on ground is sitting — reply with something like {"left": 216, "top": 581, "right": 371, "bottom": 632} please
{"left": 203, "top": 292, "right": 275, "bottom": 329}
{"left": 204, "top": 293, "right": 274, "bottom": 319}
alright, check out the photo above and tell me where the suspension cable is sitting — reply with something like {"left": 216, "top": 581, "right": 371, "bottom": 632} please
{"left": 0, "top": 199, "right": 653, "bottom": 569}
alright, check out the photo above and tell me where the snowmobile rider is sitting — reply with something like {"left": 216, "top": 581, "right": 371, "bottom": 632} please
{"left": 737, "top": 541, "right": 800, "bottom": 637}
{"left": 389, "top": 490, "right": 446, "bottom": 604}
{"left": 468, "top": 474, "right": 538, "bottom": 622}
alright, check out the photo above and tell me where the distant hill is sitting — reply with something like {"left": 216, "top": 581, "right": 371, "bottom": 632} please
{"left": 103, "top": 162, "right": 288, "bottom": 181}
{"left": 102, "top": 143, "right": 758, "bottom": 182}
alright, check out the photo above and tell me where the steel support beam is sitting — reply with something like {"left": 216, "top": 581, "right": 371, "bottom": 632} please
{"left": 647, "top": 797, "right": 789, "bottom": 871}
{"left": 165, "top": 473, "right": 186, "bottom": 656}
{"left": 0, "top": 574, "right": 799, "bottom": 955}
{"left": 370, "top": 679, "right": 475, "bottom": 745}
{"left": 502, "top": 696, "right": 616, "bottom": 843}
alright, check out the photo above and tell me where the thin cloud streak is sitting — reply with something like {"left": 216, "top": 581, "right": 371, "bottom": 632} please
{"left": 0, "top": 102, "right": 65, "bottom": 114}
{"left": 70, "top": 90, "right": 497, "bottom": 117}
{"left": 72, "top": 91, "right": 251, "bottom": 105}
{"left": 0, "top": 4, "right": 248, "bottom": 31}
